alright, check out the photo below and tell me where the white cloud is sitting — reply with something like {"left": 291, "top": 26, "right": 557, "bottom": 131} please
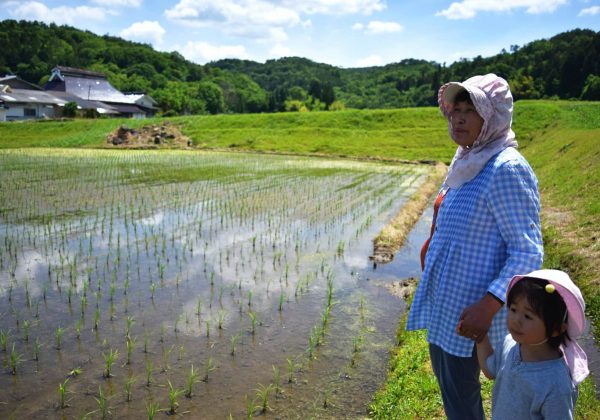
{"left": 166, "top": 0, "right": 300, "bottom": 27}
{"left": 285, "top": 0, "right": 386, "bottom": 15}
{"left": 302, "top": 19, "right": 312, "bottom": 28}
{"left": 436, "top": 0, "right": 568, "bottom": 20}
{"left": 6, "top": 1, "right": 109, "bottom": 24}
{"left": 354, "top": 21, "right": 403, "bottom": 35}
{"left": 578, "top": 6, "right": 600, "bottom": 16}
{"left": 91, "top": 0, "right": 142, "bottom": 6}
{"left": 179, "top": 41, "right": 250, "bottom": 64}
{"left": 270, "top": 43, "right": 292, "bottom": 58}
{"left": 165, "top": 0, "right": 299, "bottom": 42}
{"left": 120, "top": 21, "right": 165, "bottom": 45}
{"left": 355, "top": 54, "right": 383, "bottom": 67}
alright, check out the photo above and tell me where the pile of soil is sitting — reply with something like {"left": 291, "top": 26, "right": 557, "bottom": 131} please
{"left": 106, "top": 121, "right": 193, "bottom": 149}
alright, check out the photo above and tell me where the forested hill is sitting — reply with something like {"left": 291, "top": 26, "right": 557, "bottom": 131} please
{"left": 1, "top": 19, "right": 599, "bottom": 115}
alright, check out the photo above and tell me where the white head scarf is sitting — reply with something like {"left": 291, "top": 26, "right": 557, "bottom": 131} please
{"left": 438, "top": 73, "right": 518, "bottom": 188}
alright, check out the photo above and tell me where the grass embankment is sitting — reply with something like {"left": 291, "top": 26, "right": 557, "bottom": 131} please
{"left": 2, "top": 101, "right": 599, "bottom": 417}
{"left": 370, "top": 100, "right": 600, "bottom": 419}
{"left": 372, "top": 162, "right": 447, "bottom": 263}
{"left": 0, "top": 109, "right": 453, "bottom": 162}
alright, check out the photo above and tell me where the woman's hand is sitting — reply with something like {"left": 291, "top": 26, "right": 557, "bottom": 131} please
{"left": 456, "top": 293, "right": 503, "bottom": 342}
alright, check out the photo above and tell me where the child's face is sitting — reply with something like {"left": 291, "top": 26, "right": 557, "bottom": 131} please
{"left": 507, "top": 295, "right": 548, "bottom": 346}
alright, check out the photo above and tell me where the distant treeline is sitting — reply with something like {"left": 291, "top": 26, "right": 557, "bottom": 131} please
{"left": 1, "top": 20, "right": 599, "bottom": 115}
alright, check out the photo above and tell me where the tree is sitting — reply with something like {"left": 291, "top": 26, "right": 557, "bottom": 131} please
{"left": 581, "top": 74, "right": 600, "bottom": 100}
{"left": 63, "top": 101, "right": 78, "bottom": 118}
{"left": 198, "top": 81, "right": 225, "bottom": 114}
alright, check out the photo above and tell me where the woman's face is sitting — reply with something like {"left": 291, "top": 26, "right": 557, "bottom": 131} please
{"left": 449, "top": 100, "right": 484, "bottom": 148}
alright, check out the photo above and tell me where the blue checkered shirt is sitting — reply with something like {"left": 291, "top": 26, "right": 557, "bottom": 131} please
{"left": 406, "top": 147, "right": 543, "bottom": 357}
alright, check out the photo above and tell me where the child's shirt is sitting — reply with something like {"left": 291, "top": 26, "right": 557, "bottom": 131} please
{"left": 486, "top": 335, "right": 578, "bottom": 419}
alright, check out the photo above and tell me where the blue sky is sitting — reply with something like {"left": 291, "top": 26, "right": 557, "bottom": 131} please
{"left": 1, "top": 0, "right": 599, "bottom": 68}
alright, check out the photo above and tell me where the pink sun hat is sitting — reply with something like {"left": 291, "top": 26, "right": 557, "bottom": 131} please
{"left": 508, "top": 269, "right": 589, "bottom": 385}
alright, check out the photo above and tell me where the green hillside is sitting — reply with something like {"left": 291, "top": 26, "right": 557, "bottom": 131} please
{"left": 1, "top": 20, "right": 599, "bottom": 113}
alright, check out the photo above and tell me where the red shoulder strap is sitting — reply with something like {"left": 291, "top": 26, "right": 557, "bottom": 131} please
{"left": 420, "top": 189, "right": 448, "bottom": 271}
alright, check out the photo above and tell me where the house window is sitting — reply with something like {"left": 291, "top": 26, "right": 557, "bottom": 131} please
{"left": 24, "top": 108, "right": 36, "bottom": 117}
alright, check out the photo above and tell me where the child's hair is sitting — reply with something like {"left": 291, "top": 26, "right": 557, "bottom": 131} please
{"left": 507, "top": 277, "right": 569, "bottom": 348}
{"left": 454, "top": 89, "right": 473, "bottom": 104}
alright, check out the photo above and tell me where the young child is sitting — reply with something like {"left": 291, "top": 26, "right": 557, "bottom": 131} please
{"left": 476, "top": 269, "right": 589, "bottom": 419}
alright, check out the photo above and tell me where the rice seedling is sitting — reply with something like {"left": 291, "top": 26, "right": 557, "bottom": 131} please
{"left": 246, "top": 394, "right": 258, "bottom": 420}
{"left": 196, "top": 297, "right": 203, "bottom": 317}
{"left": 75, "top": 318, "right": 82, "bottom": 339}
{"left": 102, "top": 348, "right": 119, "bottom": 378}
{"left": 174, "top": 313, "right": 181, "bottom": 333}
{"left": 125, "top": 315, "right": 135, "bottom": 337}
{"left": 185, "top": 364, "right": 200, "bottom": 398}
{"left": 217, "top": 309, "right": 227, "bottom": 330}
{"left": 255, "top": 383, "right": 275, "bottom": 413}
{"left": 146, "top": 400, "right": 161, "bottom": 420}
{"left": 1, "top": 329, "right": 10, "bottom": 352}
{"left": 230, "top": 333, "right": 240, "bottom": 356}
{"left": 124, "top": 375, "right": 136, "bottom": 402}
{"left": 33, "top": 337, "right": 42, "bottom": 361}
{"left": 286, "top": 358, "right": 296, "bottom": 383}
{"left": 167, "top": 380, "right": 185, "bottom": 414}
{"left": 278, "top": 292, "right": 286, "bottom": 312}
{"left": 9, "top": 343, "right": 24, "bottom": 375}
{"left": 248, "top": 311, "right": 257, "bottom": 335}
{"left": 93, "top": 308, "right": 101, "bottom": 331}
{"left": 202, "top": 357, "right": 216, "bottom": 382}
{"left": 145, "top": 361, "right": 154, "bottom": 386}
{"left": 22, "top": 320, "right": 30, "bottom": 341}
{"left": 272, "top": 365, "right": 282, "bottom": 395}
{"left": 126, "top": 336, "right": 135, "bottom": 364}
{"left": 58, "top": 378, "right": 69, "bottom": 409}
{"left": 94, "top": 385, "right": 111, "bottom": 419}
{"left": 55, "top": 326, "right": 65, "bottom": 350}
{"left": 161, "top": 344, "right": 174, "bottom": 372}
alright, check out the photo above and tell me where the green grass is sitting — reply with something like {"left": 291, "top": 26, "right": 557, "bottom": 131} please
{"left": 0, "top": 109, "right": 452, "bottom": 162}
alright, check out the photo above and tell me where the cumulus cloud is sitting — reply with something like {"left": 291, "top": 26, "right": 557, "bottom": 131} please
{"left": 578, "top": 6, "right": 600, "bottom": 16}
{"left": 5, "top": 1, "right": 109, "bottom": 24}
{"left": 353, "top": 20, "right": 403, "bottom": 35}
{"left": 436, "top": 0, "right": 567, "bottom": 19}
{"left": 355, "top": 54, "right": 383, "bottom": 67}
{"left": 270, "top": 43, "right": 292, "bottom": 58}
{"left": 165, "top": 0, "right": 300, "bottom": 43}
{"left": 166, "top": 0, "right": 300, "bottom": 28}
{"left": 91, "top": 0, "right": 142, "bottom": 6}
{"left": 120, "top": 21, "right": 165, "bottom": 45}
{"left": 285, "top": 0, "right": 386, "bottom": 15}
{"left": 179, "top": 41, "right": 250, "bottom": 64}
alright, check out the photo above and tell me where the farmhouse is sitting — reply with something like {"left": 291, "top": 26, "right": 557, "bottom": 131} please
{"left": 44, "top": 66, "right": 156, "bottom": 118}
{"left": 0, "top": 81, "right": 67, "bottom": 122}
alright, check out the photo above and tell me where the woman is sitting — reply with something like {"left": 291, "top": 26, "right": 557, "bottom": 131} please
{"left": 406, "top": 74, "right": 543, "bottom": 420}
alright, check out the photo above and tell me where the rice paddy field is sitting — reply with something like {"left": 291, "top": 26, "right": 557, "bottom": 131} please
{"left": 0, "top": 148, "right": 432, "bottom": 418}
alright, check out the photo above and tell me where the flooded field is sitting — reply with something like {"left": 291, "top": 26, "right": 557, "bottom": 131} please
{"left": 0, "top": 149, "right": 432, "bottom": 419}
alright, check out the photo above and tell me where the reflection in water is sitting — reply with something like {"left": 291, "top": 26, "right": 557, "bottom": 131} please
{"left": 0, "top": 149, "right": 431, "bottom": 418}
